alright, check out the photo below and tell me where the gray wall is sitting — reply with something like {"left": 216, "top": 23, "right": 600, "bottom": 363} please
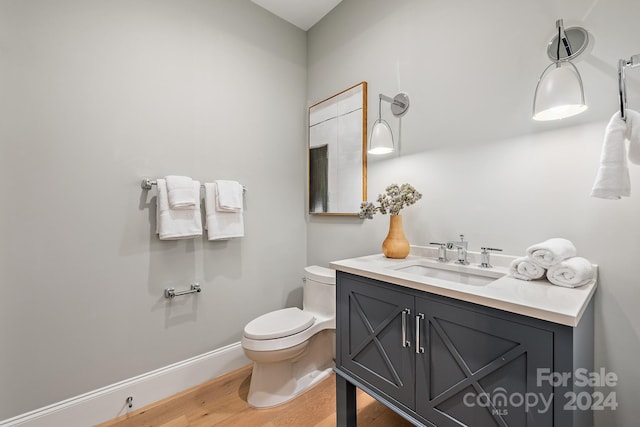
{"left": 0, "top": 0, "right": 307, "bottom": 419}
{"left": 2, "top": 0, "right": 639, "bottom": 424}
{"left": 307, "top": 0, "right": 640, "bottom": 425}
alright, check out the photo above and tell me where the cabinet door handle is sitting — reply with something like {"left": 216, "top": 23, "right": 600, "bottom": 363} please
{"left": 415, "top": 313, "right": 425, "bottom": 354}
{"left": 401, "top": 308, "right": 411, "bottom": 348}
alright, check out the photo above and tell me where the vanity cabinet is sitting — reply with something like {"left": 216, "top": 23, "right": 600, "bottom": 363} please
{"left": 335, "top": 271, "right": 594, "bottom": 427}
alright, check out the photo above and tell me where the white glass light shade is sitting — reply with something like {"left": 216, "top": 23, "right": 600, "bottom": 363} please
{"left": 368, "top": 119, "right": 394, "bottom": 154}
{"left": 533, "top": 61, "right": 588, "bottom": 121}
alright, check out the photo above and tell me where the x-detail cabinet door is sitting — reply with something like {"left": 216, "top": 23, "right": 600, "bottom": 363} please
{"left": 414, "top": 297, "right": 554, "bottom": 427}
{"left": 338, "top": 275, "right": 415, "bottom": 407}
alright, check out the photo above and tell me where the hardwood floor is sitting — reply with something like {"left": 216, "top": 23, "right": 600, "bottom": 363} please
{"left": 96, "top": 364, "right": 413, "bottom": 427}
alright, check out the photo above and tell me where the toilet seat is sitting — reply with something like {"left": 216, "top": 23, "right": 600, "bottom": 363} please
{"left": 244, "top": 307, "right": 315, "bottom": 340}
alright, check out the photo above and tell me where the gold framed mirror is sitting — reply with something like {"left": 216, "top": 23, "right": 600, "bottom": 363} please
{"left": 308, "top": 82, "right": 367, "bottom": 215}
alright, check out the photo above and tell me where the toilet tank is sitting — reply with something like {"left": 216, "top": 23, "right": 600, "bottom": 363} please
{"left": 303, "top": 265, "right": 336, "bottom": 317}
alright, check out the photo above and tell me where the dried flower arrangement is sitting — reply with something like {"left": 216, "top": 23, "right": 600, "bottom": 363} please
{"left": 359, "top": 183, "right": 422, "bottom": 218}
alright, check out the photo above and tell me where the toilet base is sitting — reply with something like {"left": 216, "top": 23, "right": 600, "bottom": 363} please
{"left": 246, "top": 329, "right": 335, "bottom": 408}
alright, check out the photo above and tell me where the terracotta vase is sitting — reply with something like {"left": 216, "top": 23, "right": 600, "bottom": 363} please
{"left": 382, "top": 215, "right": 410, "bottom": 259}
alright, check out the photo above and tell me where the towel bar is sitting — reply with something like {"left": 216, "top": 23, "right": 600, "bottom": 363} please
{"left": 165, "top": 283, "right": 201, "bottom": 299}
{"left": 141, "top": 178, "right": 246, "bottom": 192}
{"left": 618, "top": 54, "right": 640, "bottom": 121}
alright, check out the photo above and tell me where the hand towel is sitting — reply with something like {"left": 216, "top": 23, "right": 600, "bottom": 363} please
{"left": 591, "top": 112, "right": 631, "bottom": 199}
{"left": 214, "top": 180, "right": 243, "bottom": 212}
{"left": 204, "top": 182, "right": 244, "bottom": 240}
{"left": 156, "top": 179, "right": 203, "bottom": 240}
{"left": 546, "top": 257, "right": 595, "bottom": 288}
{"left": 624, "top": 109, "right": 640, "bottom": 165}
{"left": 165, "top": 175, "right": 197, "bottom": 209}
{"left": 526, "top": 238, "right": 577, "bottom": 268}
{"left": 509, "top": 256, "right": 546, "bottom": 281}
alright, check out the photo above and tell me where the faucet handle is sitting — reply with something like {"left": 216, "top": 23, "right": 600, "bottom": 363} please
{"left": 429, "top": 242, "right": 448, "bottom": 262}
{"left": 479, "top": 247, "right": 503, "bottom": 268}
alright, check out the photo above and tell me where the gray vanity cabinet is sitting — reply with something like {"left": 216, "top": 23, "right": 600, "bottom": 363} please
{"left": 336, "top": 271, "right": 594, "bottom": 427}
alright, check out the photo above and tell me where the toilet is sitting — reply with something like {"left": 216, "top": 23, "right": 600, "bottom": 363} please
{"left": 241, "top": 265, "right": 336, "bottom": 408}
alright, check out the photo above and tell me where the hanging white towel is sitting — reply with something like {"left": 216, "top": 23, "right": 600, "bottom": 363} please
{"left": 165, "top": 175, "right": 197, "bottom": 209}
{"left": 591, "top": 112, "right": 632, "bottom": 199}
{"left": 546, "top": 257, "right": 595, "bottom": 288}
{"left": 215, "top": 180, "right": 243, "bottom": 212}
{"left": 624, "top": 109, "right": 640, "bottom": 164}
{"left": 156, "top": 179, "right": 203, "bottom": 240}
{"left": 526, "top": 238, "right": 577, "bottom": 268}
{"left": 509, "top": 256, "right": 546, "bottom": 281}
{"left": 204, "top": 182, "right": 244, "bottom": 240}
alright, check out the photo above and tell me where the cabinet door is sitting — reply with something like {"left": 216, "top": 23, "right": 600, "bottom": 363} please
{"left": 415, "top": 297, "right": 554, "bottom": 427}
{"left": 338, "top": 274, "right": 415, "bottom": 407}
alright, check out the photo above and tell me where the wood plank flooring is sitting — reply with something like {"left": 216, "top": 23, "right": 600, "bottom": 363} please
{"left": 96, "top": 364, "right": 413, "bottom": 427}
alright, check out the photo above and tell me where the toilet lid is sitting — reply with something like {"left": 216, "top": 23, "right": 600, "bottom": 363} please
{"left": 244, "top": 307, "right": 315, "bottom": 340}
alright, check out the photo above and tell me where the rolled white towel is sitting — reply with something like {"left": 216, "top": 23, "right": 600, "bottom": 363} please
{"left": 526, "top": 238, "right": 577, "bottom": 268}
{"left": 546, "top": 257, "right": 595, "bottom": 288}
{"left": 509, "top": 256, "right": 546, "bottom": 281}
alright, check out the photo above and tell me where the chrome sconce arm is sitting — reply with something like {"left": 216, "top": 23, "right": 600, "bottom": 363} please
{"left": 378, "top": 93, "right": 410, "bottom": 117}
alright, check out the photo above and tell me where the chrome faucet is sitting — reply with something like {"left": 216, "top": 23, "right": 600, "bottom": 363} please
{"left": 448, "top": 234, "right": 469, "bottom": 265}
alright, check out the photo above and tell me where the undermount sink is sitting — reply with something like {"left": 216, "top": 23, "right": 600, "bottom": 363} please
{"left": 388, "top": 260, "right": 503, "bottom": 286}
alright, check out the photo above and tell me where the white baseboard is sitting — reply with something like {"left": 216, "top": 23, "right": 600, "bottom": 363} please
{"left": 0, "top": 342, "right": 250, "bottom": 427}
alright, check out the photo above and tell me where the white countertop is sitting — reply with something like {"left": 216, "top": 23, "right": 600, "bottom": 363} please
{"left": 330, "top": 246, "right": 597, "bottom": 327}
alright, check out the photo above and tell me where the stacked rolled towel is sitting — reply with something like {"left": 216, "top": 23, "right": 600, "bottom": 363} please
{"left": 509, "top": 256, "right": 546, "bottom": 281}
{"left": 526, "top": 238, "right": 577, "bottom": 269}
{"left": 510, "top": 238, "right": 594, "bottom": 288}
{"left": 546, "top": 257, "right": 595, "bottom": 288}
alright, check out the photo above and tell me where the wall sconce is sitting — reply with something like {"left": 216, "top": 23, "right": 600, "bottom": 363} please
{"left": 368, "top": 92, "right": 410, "bottom": 154}
{"left": 533, "top": 19, "right": 589, "bottom": 121}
